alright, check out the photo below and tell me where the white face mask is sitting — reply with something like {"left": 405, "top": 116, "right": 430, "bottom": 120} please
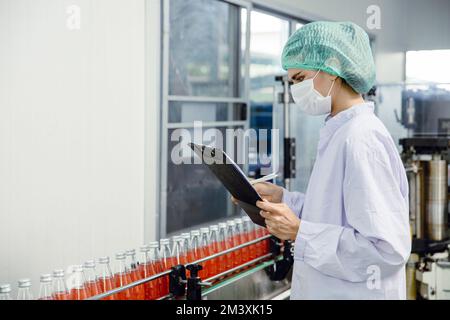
{"left": 290, "top": 70, "right": 335, "bottom": 116}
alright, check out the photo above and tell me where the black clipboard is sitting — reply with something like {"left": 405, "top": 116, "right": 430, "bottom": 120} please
{"left": 189, "top": 143, "right": 266, "bottom": 227}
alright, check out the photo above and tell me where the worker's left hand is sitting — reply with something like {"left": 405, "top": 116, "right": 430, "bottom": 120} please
{"left": 256, "top": 200, "right": 300, "bottom": 241}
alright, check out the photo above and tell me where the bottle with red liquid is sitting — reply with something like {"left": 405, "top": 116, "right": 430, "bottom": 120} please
{"left": 159, "top": 238, "right": 173, "bottom": 297}
{"left": 38, "top": 274, "right": 54, "bottom": 300}
{"left": 138, "top": 245, "right": 158, "bottom": 300}
{"left": 234, "top": 218, "right": 248, "bottom": 264}
{"left": 149, "top": 241, "right": 165, "bottom": 298}
{"left": 190, "top": 230, "right": 201, "bottom": 262}
{"left": 113, "top": 252, "right": 133, "bottom": 300}
{"left": 218, "top": 222, "right": 232, "bottom": 271}
{"left": 17, "top": 279, "right": 33, "bottom": 300}
{"left": 177, "top": 235, "right": 188, "bottom": 265}
{"left": 126, "top": 249, "right": 145, "bottom": 300}
{"left": 242, "top": 216, "right": 257, "bottom": 261}
{"left": 226, "top": 220, "right": 240, "bottom": 267}
{"left": 0, "top": 284, "right": 12, "bottom": 300}
{"left": 52, "top": 269, "right": 70, "bottom": 300}
{"left": 171, "top": 236, "right": 187, "bottom": 266}
{"left": 199, "top": 227, "right": 214, "bottom": 279}
{"left": 181, "top": 233, "right": 194, "bottom": 263}
{"left": 97, "top": 256, "right": 115, "bottom": 300}
{"left": 83, "top": 260, "right": 101, "bottom": 298}
{"left": 70, "top": 265, "right": 88, "bottom": 300}
{"left": 254, "top": 224, "right": 265, "bottom": 257}
{"left": 209, "top": 225, "right": 224, "bottom": 276}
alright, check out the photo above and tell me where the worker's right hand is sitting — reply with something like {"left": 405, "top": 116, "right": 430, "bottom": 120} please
{"left": 231, "top": 182, "right": 284, "bottom": 204}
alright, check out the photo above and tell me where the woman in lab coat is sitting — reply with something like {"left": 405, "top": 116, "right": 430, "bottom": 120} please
{"left": 252, "top": 21, "right": 411, "bottom": 299}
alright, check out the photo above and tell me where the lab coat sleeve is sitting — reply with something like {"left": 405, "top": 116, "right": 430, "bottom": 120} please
{"left": 282, "top": 189, "right": 305, "bottom": 219}
{"left": 294, "top": 136, "right": 411, "bottom": 282}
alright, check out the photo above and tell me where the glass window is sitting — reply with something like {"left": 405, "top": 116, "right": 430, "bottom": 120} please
{"left": 166, "top": 126, "right": 243, "bottom": 234}
{"left": 406, "top": 49, "right": 450, "bottom": 84}
{"left": 169, "top": 102, "right": 246, "bottom": 123}
{"left": 169, "top": 0, "right": 244, "bottom": 97}
{"left": 249, "top": 11, "right": 290, "bottom": 103}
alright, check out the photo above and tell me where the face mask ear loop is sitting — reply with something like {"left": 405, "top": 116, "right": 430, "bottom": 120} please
{"left": 326, "top": 79, "right": 336, "bottom": 97}
{"left": 312, "top": 70, "right": 321, "bottom": 80}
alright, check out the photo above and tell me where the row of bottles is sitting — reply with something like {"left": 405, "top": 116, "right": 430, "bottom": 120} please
{"left": 0, "top": 217, "right": 270, "bottom": 300}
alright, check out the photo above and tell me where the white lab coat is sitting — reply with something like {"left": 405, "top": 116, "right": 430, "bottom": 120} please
{"left": 284, "top": 102, "right": 411, "bottom": 300}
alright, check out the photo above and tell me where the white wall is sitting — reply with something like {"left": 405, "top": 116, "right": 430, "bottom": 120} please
{"left": 0, "top": 0, "right": 160, "bottom": 296}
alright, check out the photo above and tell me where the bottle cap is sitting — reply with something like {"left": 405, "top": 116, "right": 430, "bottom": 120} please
{"left": 53, "top": 269, "right": 65, "bottom": 277}
{"left": 160, "top": 238, "right": 170, "bottom": 245}
{"left": 73, "top": 265, "right": 83, "bottom": 272}
{"left": 84, "top": 260, "right": 96, "bottom": 268}
{"left": 125, "top": 249, "right": 136, "bottom": 256}
{"left": 0, "top": 284, "right": 11, "bottom": 293}
{"left": 40, "top": 274, "right": 52, "bottom": 283}
{"left": 115, "top": 252, "right": 126, "bottom": 259}
{"left": 234, "top": 218, "right": 243, "bottom": 224}
{"left": 140, "top": 245, "right": 150, "bottom": 252}
{"left": 227, "top": 220, "right": 236, "bottom": 226}
{"left": 190, "top": 230, "right": 200, "bottom": 236}
{"left": 149, "top": 241, "right": 160, "bottom": 248}
{"left": 18, "top": 279, "right": 31, "bottom": 288}
{"left": 209, "top": 225, "right": 219, "bottom": 231}
{"left": 98, "top": 256, "right": 110, "bottom": 264}
{"left": 200, "top": 227, "right": 210, "bottom": 233}
{"left": 218, "top": 222, "right": 227, "bottom": 228}
{"left": 181, "top": 233, "right": 191, "bottom": 239}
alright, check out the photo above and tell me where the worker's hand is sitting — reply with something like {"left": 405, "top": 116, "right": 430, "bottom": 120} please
{"left": 256, "top": 200, "right": 300, "bottom": 241}
{"left": 231, "top": 182, "right": 283, "bottom": 205}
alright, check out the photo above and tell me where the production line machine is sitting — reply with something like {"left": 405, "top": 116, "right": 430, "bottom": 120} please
{"left": 398, "top": 87, "right": 450, "bottom": 299}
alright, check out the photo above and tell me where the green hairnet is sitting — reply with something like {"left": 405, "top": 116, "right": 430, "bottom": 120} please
{"left": 281, "top": 21, "right": 375, "bottom": 94}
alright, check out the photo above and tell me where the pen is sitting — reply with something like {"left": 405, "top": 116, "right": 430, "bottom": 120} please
{"left": 249, "top": 172, "right": 278, "bottom": 185}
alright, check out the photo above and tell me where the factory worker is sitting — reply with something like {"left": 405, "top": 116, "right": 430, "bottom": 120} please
{"left": 253, "top": 21, "right": 411, "bottom": 299}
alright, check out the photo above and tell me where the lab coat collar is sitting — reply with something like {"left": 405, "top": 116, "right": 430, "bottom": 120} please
{"left": 318, "top": 102, "right": 375, "bottom": 150}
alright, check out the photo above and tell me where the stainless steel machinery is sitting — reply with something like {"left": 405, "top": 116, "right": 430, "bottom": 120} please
{"left": 399, "top": 87, "right": 450, "bottom": 299}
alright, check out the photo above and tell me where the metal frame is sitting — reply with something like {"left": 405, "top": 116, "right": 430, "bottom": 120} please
{"left": 159, "top": 0, "right": 252, "bottom": 237}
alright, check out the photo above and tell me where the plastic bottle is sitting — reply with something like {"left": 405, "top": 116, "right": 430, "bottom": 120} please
{"left": 113, "top": 252, "right": 133, "bottom": 300}
{"left": 218, "top": 222, "right": 232, "bottom": 271}
{"left": 149, "top": 241, "right": 165, "bottom": 298}
{"left": 52, "top": 269, "right": 70, "bottom": 300}
{"left": 70, "top": 265, "right": 88, "bottom": 300}
{"left": 83, "top": 260, "right": 101, "bottom": 298}
{"left": 138, "top": 245, "right": 158, "bottom": 300}
{"left": 38, "top": 274, "right": 54, "bottom": 300}
{"left": 0, "top": 284, "right": 12, "bottom": 300}
{"left": 97, "top": 256, "right": 115, "bottom": 300}
{"left": 126, "top": 249, "right": 145, "bottom": 300}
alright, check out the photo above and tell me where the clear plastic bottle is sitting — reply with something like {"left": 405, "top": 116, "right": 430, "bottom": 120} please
{"left": 126, "top": 249, "right": 145, "bottom": 300}
{"left": 52, "top": 269, "right": 70, "bottom": 300}
{"left": 149, "top": 241, "right": 164, "bottom": 298}
{"left": 226, "top": 220, "right": 240, "bottom": 267}
{"left": 17, "top": 278, "right": 33, "bottom": 300}
{"left": 70, "top": 265, "right": 88, "bottom": 300}
{"left": 114, "top": 252, "right": 133, "bottom": 300}
{"left": 209, "top": 225, "right": 224, "bottom": 275}
{"left": 83, "top": 260, "right": 101, "bottom": 298}
{"left": 38, "top": 274, "right": 54, "bottom": 300}
{"left": 199, "top": 227, "right": 213, "bottom": 278}
{"left": 218, "top": 222, "right": 232, "bottom": 270}
{"left": 0, "top": 284, "right": 12, "bottom": 300}
{"left": 97, "top": 256, "right": 115, "bottom": 300}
